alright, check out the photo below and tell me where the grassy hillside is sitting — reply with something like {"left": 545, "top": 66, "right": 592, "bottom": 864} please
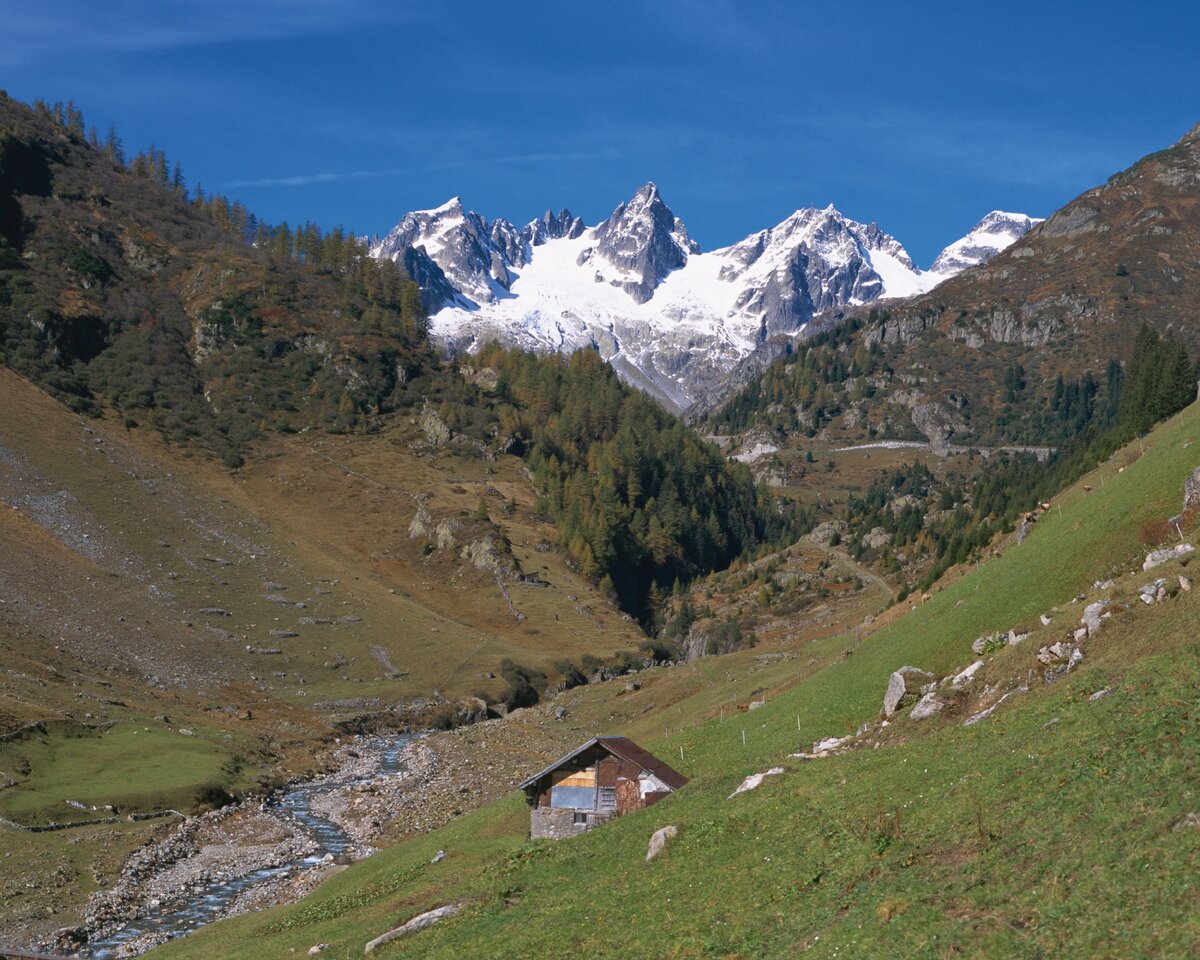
{"left": 0, "top": 89, "right": 817, "bottom": 944}
{"left": 152, "top": 403, "right": 1200, "bottom": 959}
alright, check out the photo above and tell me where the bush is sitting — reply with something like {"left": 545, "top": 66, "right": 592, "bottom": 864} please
{"left": 497, "top": 658, "right": 546, "bottom": 710}
{"left": 194, "top": 782, "right": 234, "bottom": 809}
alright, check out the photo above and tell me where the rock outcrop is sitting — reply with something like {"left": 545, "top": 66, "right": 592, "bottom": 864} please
{"left": 882, "top": 666, "right": 933, "bottom": 717}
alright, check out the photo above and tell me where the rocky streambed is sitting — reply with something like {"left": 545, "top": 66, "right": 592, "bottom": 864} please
{"left": 63, "top": 735, "right": 421, "bottom": 958}
{"left": 33, "top": 697, "right": 594, "bottom": 958}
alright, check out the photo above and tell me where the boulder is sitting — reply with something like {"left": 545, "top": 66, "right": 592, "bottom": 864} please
{"left": 645, "top": 824, "right": 678, "bottom": 861}
{"left": 883, "top": 666, "right": 933, "bottom": 716}
{"left": 909, "top": 693, "right": 946, "bottom": 721}
{"left": 1081, "top": 601, "right": 1107, "bottom": 636}
{"left": 971, "top": 633, "right": 1003, "bottom": 655}
{"left": 453, "top": 697, "right": 488, "bottom": 725}
{"left": 364, "top": 904, "right": 463, "bottom": 954}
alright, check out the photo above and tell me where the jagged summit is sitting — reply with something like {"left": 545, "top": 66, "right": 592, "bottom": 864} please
{"left": 371, "top": 187, "right": 1036, "bottom": 412}
{"left": 587, "top": 182, "right": 698, "bottom": 303}
{"left": 929, "top": 210, "right": 1043, "bottom": 276}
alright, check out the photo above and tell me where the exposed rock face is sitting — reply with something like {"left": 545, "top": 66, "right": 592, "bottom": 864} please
{"left": 588, "top": 182, "right": 698, "bottom": 304}
{"left": 400, "top": 246, "right": 459, "bottom": 313}
{"left": 526, "top": 208, "right": 585, "bottom": 246}
{"left": 810, "top": 520, "right": 848, "bottom": 547}
{"left": 459, "top": 536, "right": 509, "bottom": 576}
{"left": 1185, "top": 465, "right": 1200, "bottom": 511}
{"left": 419, "top": 403, "right": 452, "bottom": 446}
{"left": 883, "top": 666, "right": 933, "bottom": 717}
{"left": 409, "top": 505, "right": 433, "bottom": 540}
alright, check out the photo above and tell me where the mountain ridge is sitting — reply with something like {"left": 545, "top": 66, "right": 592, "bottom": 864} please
{"left": 371, "top": 188, "right": 1037, "bottom": 412}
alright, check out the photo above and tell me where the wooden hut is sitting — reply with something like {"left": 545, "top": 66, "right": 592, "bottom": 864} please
{"left": 518, "top": 736, "right": 688, "bottom": 839}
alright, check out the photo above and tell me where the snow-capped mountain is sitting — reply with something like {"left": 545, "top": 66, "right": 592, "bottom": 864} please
{"left": 928, "top": 210, "right": 1043, "bottom": 277}
{"left": 370, "top": 186, "right": 1038, "bottom": 412}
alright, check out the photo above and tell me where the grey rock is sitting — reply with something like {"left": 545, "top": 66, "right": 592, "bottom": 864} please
{"left": 883, "top": 666, "right": 934, "bottom": 716}
{"left": 728, "top": 767, "right": 785, "bottom": 798}
{"left": 950, "top": 660, "right": 985, "bottom": 688}
{"left": 525, "top": 208, "right": 585, "bottom": 246}
{"left": 1143, "top": 543, "right": 1194, "bottom": 571}
{"left": 363, "top": 904, "right": 463, "bottom": 954}
{"left": 1081, "top": 601, "right": 1107, "bottom": 636}
{"left": 809, "top": 520, "right": 848, "bottom": 547}
{"left": 909, "top": 693, "right": 945, "bottom": 721}
{"left": 591, "top": 183, "right": 697, "bottom": 304}
{"left": 811, "top": 736, "right": 851, "bottom": 755}
{"left": 1185, "top": 465, "right": 1200, "bottom": 512}
{"left": 645, "top": 824, "right": 678, "bottom": 862}
{"left": 419, "top": 403, "right": 452, "bottom": 446}
{"left": 1036, "top": 641, "right": 1082, "bottom": 670}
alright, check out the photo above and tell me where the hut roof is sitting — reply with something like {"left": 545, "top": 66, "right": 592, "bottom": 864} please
{"left": 518, "top": 736, "right": 688, "bottom": 792}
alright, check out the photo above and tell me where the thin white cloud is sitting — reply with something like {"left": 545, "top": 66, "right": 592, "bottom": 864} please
{"left": 0, "top": 0, "right": 427, "bottom": 65}
{"left": 223, "top": 146, "right": 627, "bottom": 190}
{"left": 225, "top": 169, "right": 396, "bottom": 189}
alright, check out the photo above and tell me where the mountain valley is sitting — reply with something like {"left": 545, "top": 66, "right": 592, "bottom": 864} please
{"left": 2, "top": 85, "right": 1200, "bottom": 960}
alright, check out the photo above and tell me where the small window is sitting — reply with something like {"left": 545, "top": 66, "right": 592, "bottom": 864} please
{"left": 573, "top": 812, "right": 588, "bottom": 825}
{"left": 599, "top": 787, "right": 617, "bottom": 810}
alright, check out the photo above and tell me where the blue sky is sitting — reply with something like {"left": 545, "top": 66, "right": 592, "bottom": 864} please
{"left": 3, "top": 0, "right": 1198, "bottom": 265}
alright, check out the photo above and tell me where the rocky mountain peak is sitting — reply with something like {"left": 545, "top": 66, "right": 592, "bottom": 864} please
{"left": 370, "top": 198, "right": 527, "bottom": 307}
{"left": 929, "top": 210, "right": 1041, "bottom": 276}
{"left": 589, "top": 182, "right": 699, "bottom": 303}
{"left": 524, "top": 208, "right": 585, "bottom": 246}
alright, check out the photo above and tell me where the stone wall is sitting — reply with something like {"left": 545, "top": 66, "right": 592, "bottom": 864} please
{"left": 529, "top": 807, "right": 614, "bottom": 840}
